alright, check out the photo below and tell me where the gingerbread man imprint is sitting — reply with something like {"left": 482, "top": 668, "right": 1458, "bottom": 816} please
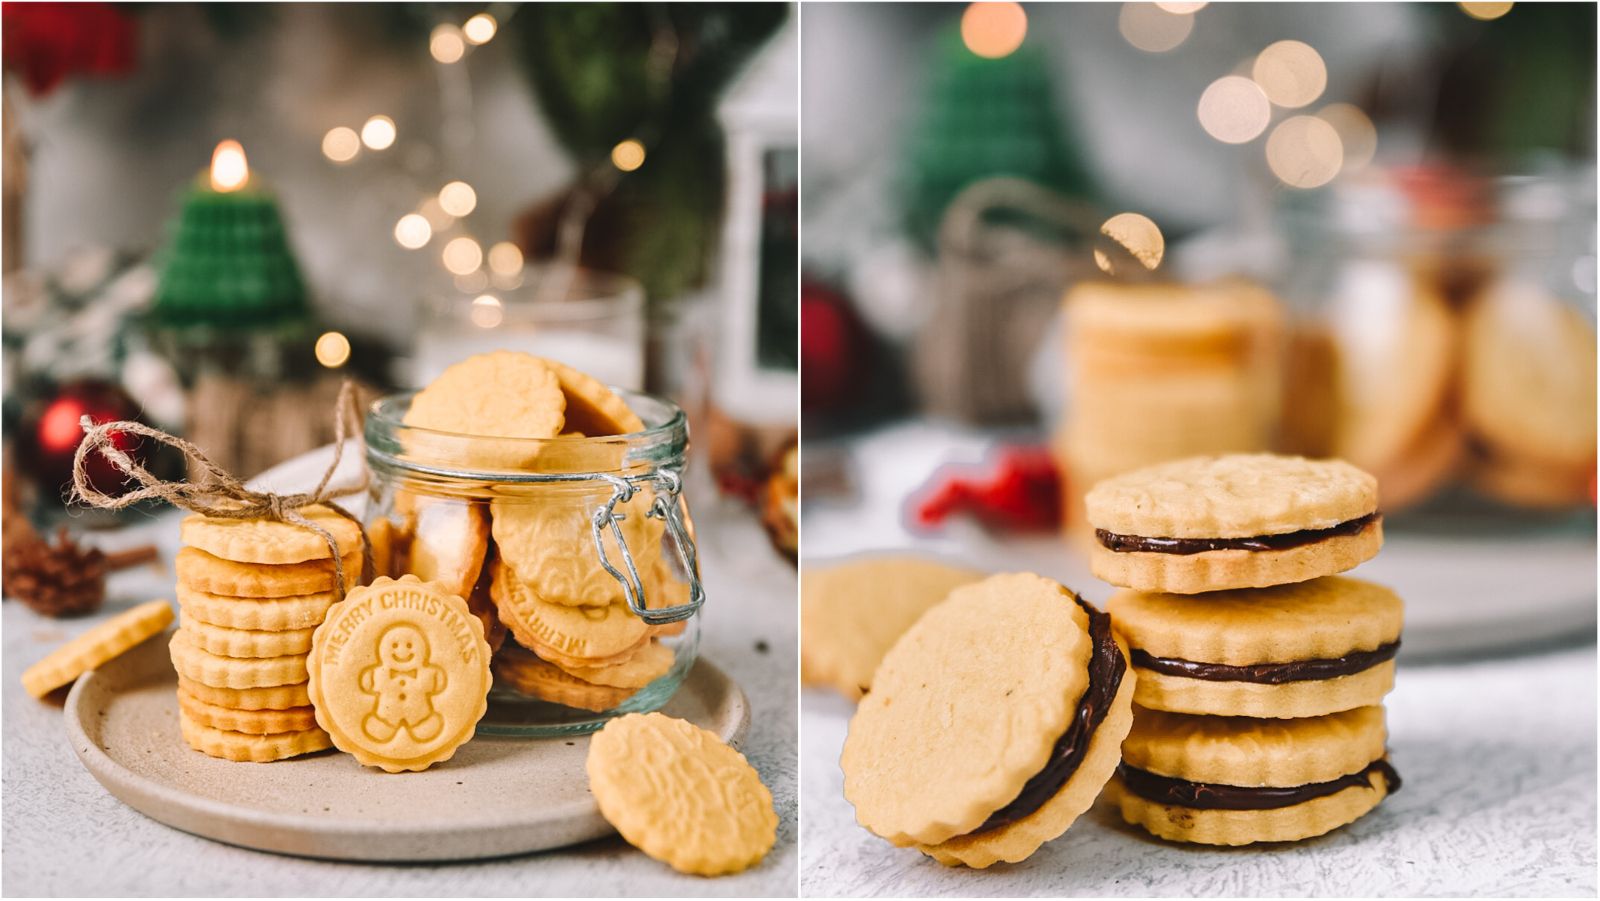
{"left": 360, "top": 624, "right": 448, "bottom": 743}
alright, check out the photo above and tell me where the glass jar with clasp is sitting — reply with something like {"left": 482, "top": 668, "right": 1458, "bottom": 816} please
{"left": 361, "top": 388, "right": 703, "bottom": 736}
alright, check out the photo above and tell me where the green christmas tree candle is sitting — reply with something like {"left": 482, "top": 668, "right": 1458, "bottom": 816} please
{"left": 151, "top": 140, "right": 311, "bottom": 332}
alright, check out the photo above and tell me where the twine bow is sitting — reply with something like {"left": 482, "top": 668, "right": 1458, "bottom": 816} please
{"left": 71, "top": 380, "right": 371, "bottom": 595}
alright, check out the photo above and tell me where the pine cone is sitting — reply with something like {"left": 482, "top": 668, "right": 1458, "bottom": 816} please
{"left": 3, "top": 527, "right": 109, "bottom": 618}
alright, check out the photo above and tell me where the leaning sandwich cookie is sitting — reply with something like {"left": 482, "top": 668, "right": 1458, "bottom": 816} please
{"left": 1107, "top": 576, "right": 1403, "bottom": 719}
{"left": 840, "top": 572, "right": 1135, "bottom": 868}
{"left": 1108, "top": 705, "right": 1401, "bottom": 845}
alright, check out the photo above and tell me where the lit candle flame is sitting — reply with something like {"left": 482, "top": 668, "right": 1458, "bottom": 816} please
{"left": 210, "top": 140, "right": 249, "bottom": 192}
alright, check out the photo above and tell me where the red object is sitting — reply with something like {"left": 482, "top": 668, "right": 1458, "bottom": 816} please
{"left": 910, "top": 445, "right": 1063, "bottom": 533}
{"left": 800, "top": 278, "right": 862, "bottom": 414}
{"left": 2, "top": 2, "right": 136, "bottom": 97}
{"left": 19, "top": 380, "right": 144, "bottom": 501}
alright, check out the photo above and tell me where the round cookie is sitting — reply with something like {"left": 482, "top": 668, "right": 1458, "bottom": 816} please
{"left": 1326, "top": 278, "right": 1457, "bottom": 475}
{"left": 21, "top": 599, "right": 174, "bottom": 698}
{"left": 1085, "top": 454, "right": 1382, "bottom": 594}
{"left": 1108, "top": 576, "right": 1402, "bottom": 719}
{"left": 587, "top": 712, "right": 778, "bottom": 876}
{"left": 841, "top": 573, "right": 1096, "bottom": 848}
{"left": 915, "top": 634, "right": 1137, "bottom": 868}
{"left": 1462, "top": 285, "right": 1596, "bottom": 469}
{"left": 488, "top": 558, "right": 650, "bottom": 661}
{"left": 800, "top": 555, "right": 987, "bottom": 701}
{"left": 178, "top": 676, "right": 310, "bottom": 711}
{"left": 308, "top": 576, "right": 492, "bottom": 773}
{"left": 176, "top": 547, "right": 362, "bottom": 598}
{"left": 181, "top": 505, "right": 363, "bottom": 565}
{"left": 178, "top": 712, "right": 332, "bottom": 762}
{"left": 178, "top": 610, "right": 317, "bottom": 658}
{"left": 1109, "top": 706, "right": 1399, "bottom": 845}
{"left": 168, "top": 629, "right": 308, "bottom": 689}
{"left": 489, "top": 492, "right": 661, "bottom": 608}
{"left": 177, "top": 689, "right": 319, "bottom": 735}
{"left": 402, "top": 351, "right": 566, "bottom": 468}
{"left": 396, "top": 492, "right": 489, "bottom": 602}
{"left": 555, "top": 639, "right": 674, "bottom": 689}
{"left": 543, "top": 357, "right": 646, "bottom": 436}
{"left": 177, "top": 584, "right": 341, "bottom": 632}
{"left": 491, "top": 643, "right": 637, "bottom": 712}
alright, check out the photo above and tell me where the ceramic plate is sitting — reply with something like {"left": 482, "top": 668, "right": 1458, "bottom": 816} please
{"left": 65, "top": 635, "right": 749, "bottom": 862}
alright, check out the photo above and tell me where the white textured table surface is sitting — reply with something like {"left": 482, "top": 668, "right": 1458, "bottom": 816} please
{"left": 3, "top": 499, "right": 798, "bottom": 897}
{"left": 801, "top": 645, "right": 1597, "bottom": 897}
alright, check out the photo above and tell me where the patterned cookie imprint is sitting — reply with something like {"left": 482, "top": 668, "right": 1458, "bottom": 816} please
{"left": 487, "top": 558, "right": 650, "bottom": 660}
{"left": 308, "top": 576, "right": 491, "bottom": 772}
{"left": 490, "top": 493, "right": 661, "bottom": 608}
{"left": 587, "top": 712, "right": 778, "bottom": 876}
{"left": 491, "top": 643, "right": 637, "bottom": 712}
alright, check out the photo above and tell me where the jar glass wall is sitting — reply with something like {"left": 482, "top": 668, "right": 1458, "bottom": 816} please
{"left": 363, "top": 389, "right": 703, "bottom": 737}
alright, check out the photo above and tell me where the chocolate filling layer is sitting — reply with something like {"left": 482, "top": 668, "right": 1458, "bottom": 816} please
{"left": 969, "top": 597, "right": 1126, "bottom": 835}
{"left": 1096, "top": 512, "right": 1381, "bottom": 555}
{"left": 1118, "top": 758, "right": 1401, "bottom": 811}
{"left": 1130, "top": 640, "right": 1400, "bottom": 684}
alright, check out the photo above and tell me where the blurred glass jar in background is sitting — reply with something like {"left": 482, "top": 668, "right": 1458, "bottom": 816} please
{"left": 413, "top": 264, "right": 644, "bottom": 392}
{"left": 363, "top": 389, "right": 703, "bottom": 737}
{"left": 1279, "top": 166, "right": 1596, "bottom": 515}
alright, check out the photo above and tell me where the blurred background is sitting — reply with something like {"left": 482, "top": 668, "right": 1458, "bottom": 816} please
{"left": 800, "top": 1, "right": 1596, "bottom": 657}
{"left": 1, "top": 3, "right": 799, "bottom": 573}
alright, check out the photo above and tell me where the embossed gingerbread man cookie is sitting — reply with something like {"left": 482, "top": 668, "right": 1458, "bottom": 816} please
{"left": 308, "top": 576, "right": 491, "bottom": 772}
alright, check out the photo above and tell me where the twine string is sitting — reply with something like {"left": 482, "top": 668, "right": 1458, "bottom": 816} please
{"left": 70, "top": 380, "right": 371, "bottom": 595}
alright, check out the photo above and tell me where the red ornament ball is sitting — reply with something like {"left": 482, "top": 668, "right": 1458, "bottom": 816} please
{"left": 20, "top": 380, "right": 145, "bottom": 502}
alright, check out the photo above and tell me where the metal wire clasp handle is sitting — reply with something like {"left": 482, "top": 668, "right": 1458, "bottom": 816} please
{"left": 591, "top": 468, "right": 705, "bottom": 625}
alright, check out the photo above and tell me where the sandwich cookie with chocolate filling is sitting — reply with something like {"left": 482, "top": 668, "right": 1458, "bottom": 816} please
{"left": 1108, "top": 705, "right": 1401, "bottom": 845}
{"left": 1107, "top": 576, "right": 1402, "bottom": 719}
{"left": 840, "top": 573, "right": 1135, "bottom": 868}
{"left": 1085, "top": 454, "right": 1383, "bottom": 594}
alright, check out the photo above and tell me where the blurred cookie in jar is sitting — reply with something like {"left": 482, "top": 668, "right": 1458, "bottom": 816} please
{"left": 1297, "top": 266, "right": 1464, "bottom": 512}
{"left": 1461, "top": 281, "right": 1596, "bottom": 508}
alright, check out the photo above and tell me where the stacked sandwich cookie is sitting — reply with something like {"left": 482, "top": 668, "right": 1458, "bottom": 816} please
{"left": 840, "top": 572, "right": 1136, "bottom": 868}
{"left": 170, "top": 505, "right": 363, "bottom": 761}
{"left": 1085, "top": 453, "right": 1404, "bottom": 845}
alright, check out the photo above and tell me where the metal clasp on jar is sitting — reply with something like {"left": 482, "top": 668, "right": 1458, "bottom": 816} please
{"left": 591, "top": 468, "right": 705, "bottom": 625}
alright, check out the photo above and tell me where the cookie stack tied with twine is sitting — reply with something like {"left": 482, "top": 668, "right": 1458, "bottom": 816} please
{"left": 392, "top": 351, "right": 681, "bottom": 714}
{"left": 1055, "top": 281, "right": 1283, "bottom": 542}
{"left": 1084, "top": 453, "right": 1405, "bottom": 845}
{"left": 72, "top": 383, "right": 369, "bottom": 763}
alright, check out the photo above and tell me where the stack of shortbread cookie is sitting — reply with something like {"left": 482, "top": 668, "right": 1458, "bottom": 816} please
{"left": 1084, "top": 453, "right": 1404, "bottom": 845}
{"left": 1055, "top": 281, "right": 1284, "bottom": 536}
{"left": 170, "top": 505, "right": 362, "bottom": 761}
